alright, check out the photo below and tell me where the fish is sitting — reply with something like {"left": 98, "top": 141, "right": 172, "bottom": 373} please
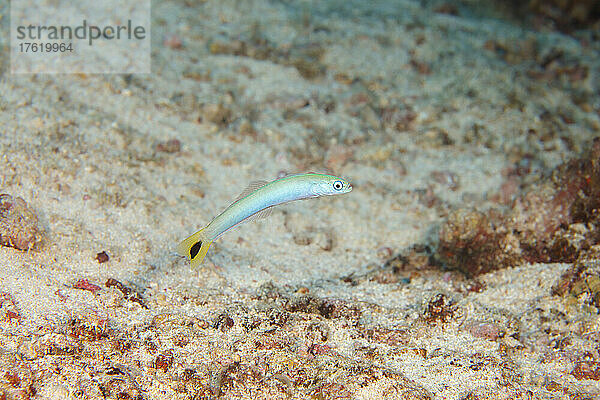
{"left": 177, "top": 173, "right": 353, "bottom": 268}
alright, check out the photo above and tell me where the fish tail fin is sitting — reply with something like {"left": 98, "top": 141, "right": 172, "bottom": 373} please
{"left": 176, "top": 228, "right": 212, "bottom": 269}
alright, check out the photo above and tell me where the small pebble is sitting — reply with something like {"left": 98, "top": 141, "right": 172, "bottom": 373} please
{"left": 296, "top": 287, "right": 309, "bottom": 295}
{"left": 156, "top": 294, "right": 167, "bottom": 306}
{"left": 73, "top": 279, "right": 102, "bottom": 294}
{"left": 293, "top": 233, "right": 312, "bottom": 246}
{"left": 95, "top": 251, "right": 109, "bottom": 263}
{"left": 468, "top": 321, "right": 502, "bottom": 340}
{"left": 156, "top": 139, "right": 181, "bottom": 153}
{"left": 202, "top": 103, "right": 232, "bottom": 125}
{"left": 377, "top": 246, "right": 393, "bottom": 259}
{"left": 163, "top": 34, "right": 183, "bottom": 49}
{"left": 154, "top": 350, "right": 174, "bottom": 372}
{"left": 314, "top": 230, "right": 334, "bottom": 251}
{"left": 431, "top": 170, "right": 460, "bottom": 191}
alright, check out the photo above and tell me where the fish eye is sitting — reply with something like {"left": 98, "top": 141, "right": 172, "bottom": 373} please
{"left": 333, "top": 180, "right": 344, "bottom": 191}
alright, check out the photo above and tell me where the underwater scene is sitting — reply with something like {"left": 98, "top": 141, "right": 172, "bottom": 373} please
{"left": 1, "top": 0, "right": 600, "bottom": 398}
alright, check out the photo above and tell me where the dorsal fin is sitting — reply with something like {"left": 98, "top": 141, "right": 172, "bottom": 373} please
{"left": 234, "top": 180, "right": 269, "bottom": 202}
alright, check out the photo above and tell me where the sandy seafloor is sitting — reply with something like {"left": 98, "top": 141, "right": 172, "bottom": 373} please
{"left": 1, "top": 0, "right": 600, "bottom": 399}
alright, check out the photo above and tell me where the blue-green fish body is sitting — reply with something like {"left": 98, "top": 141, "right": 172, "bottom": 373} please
{"left": 177, "top": 173, "right": 352, "bottom": 268}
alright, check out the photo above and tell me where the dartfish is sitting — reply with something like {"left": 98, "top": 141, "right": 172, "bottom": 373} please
{"left": 177, "top": 173, "right": 352, "bottom": 268}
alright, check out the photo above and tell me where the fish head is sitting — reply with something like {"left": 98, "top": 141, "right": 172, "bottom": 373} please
{"left": 311, "top": 175, "right": 353, "bottom": 197}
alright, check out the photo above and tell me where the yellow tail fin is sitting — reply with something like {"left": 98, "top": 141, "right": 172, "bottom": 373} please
{"left": 176, "top": 228, "right": 212, "bottom": 269}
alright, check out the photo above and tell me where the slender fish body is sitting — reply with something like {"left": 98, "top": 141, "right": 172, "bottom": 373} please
{"left": 177, "top": 173, "right": 352, "bottom": 268}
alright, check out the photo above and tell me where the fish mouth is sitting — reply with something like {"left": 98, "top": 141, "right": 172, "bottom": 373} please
{"left": 347, "top": 184, "right": 353, "bottom": 191}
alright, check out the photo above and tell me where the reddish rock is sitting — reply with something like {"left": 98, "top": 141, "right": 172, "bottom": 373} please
{"left": 0, "top": 194, "right": 42, "bottom": 251}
